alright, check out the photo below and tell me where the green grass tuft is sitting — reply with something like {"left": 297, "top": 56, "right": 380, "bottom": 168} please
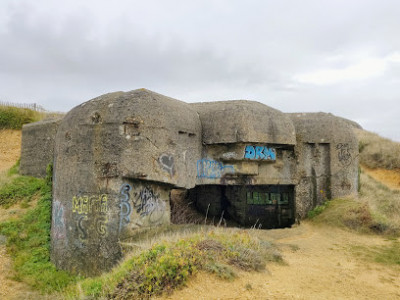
{"left": 307, "top": 202, "right": 330, "bottom": 219}
{"left": 7, "top": 159, "right": 20, "bottom": 176}
{"left": 0, "top": 171, "right": 78, "bottom": 293}
{"left": 0, "top": 106, "right": 43, "bottom": 129}
{"left": 0, "top": 175, "right": 45, "bottom": 208}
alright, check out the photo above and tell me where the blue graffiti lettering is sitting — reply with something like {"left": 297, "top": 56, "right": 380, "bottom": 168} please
{"left": 197, "top": 159, "right": 235, "bottom": 179}
{"left": 244, "top": 145, "right": 255, "bottom": 159}
{"left": 264, "top": 147, "right": 276, "bottom": 160}
{"left": 244, "top": 146, "right": 276, "bottom": 161}
{"left": 255, "top": 146, "right": 265, "bottom": 159}
{"left": 119, "top": 183, "right": 132, "bottom": 232}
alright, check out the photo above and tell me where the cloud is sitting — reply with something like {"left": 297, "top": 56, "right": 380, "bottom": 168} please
{"left": 294, "top": 52, "right": 400, "bottom": 85}
{"left": 0, "top": 0, "right": 400, "bottom": 141}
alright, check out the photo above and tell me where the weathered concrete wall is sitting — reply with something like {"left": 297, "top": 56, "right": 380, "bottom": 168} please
{"left": 51, "top": 89, "right": 202, "bottom": 276}
{"left": 20, "top": 118, "right": 62, "bottom": 177}
{"left": 191, "top": 101, "right": 297, "bottom": 186}
{"left": 194, "top": 143, "right": 297, "bottom": 186}
{"left": 192, "top": 101, "right": 296, "bottom": 145}
{"left": 289, "top": 113, "right": 359, "bottom": 218}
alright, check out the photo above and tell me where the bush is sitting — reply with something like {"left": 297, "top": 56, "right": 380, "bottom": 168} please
{"left": 0, "top": 106, "right": 42, "bottom": 129}
{"left": 106, "top": 230, "right": 280, "bottom": 299}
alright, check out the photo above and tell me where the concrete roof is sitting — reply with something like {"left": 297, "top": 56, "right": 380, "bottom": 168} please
{"left": 191, "top": 100, "right": 296, "bottom": 145}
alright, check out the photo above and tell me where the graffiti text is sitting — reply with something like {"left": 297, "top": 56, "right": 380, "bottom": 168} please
{"left": 72, "top": 194, "right": 108, "bottom": 215}
{"left": 336, "top": 143, "right": 352, "bottom": 166}
{"left": 119, "top": 183, "right": 132, "bottom": 232}
{"left": 197, "top": 159, "right": 235, "bottom": 179}
{"left": 244, "top": 145, "right": 276, "bottom": 160}
{"left": 133, "top": 187, "right": 166, "bottom": 224}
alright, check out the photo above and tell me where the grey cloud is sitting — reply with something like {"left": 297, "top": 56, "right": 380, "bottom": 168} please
{"left": 1, "top": 0, "right": 400, "bottom": 141}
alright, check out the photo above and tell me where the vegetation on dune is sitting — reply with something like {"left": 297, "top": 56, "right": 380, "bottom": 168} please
{"left": 308, "top": 170, "right": 400, "bottom": 267}
{"left": 351, "top": 240, "right": 400, "bottom": 267}
{"left": 0, "top": 105, "right": 43, "bottom": 129}
{"left": 0, "top": 175, "right": 44, "bottom": 208}
{"left": 73, "top": 229, "right": 281, "bottom": 299}
{"left": 0, "top": 162, "right": 280, "bottom": 298}
{"left": 309, "top": 172, "right": 400, "bottom": 236}
{"left": 0, "top": 164, "right": 78, "bottom": 293}
{"left": 356, "top": 128, "right": 400, "bottom": 170}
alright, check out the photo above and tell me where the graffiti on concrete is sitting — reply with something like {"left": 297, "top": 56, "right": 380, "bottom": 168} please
{"left": 197, "top": 159, "right": 235, "bottom": 179}
{"left": 336, "top": 143, "right": 352, "bottom": 166}
{"left": 72, "top": 194, "right": 108, "bottom": 215}
{"left": 96, "top": 216, "right": 108, "bottom": 237}
{"left": 133, "top": 187, "right": 166, "bottom": 224}
{"left": 78, "top": 216, "right": 88, "bottom": 240}
{"left": 52, "top": 200, "right": 66, "bottom": 239}
{"left": 72, "top": 194, "right": 109, "bottom": 239}
{"left": 119, "top": 183, "right": 132, "bottom": 232}
{"left": 244, "top": 145, "right": 276, "bottom": 160}
{"left": 159, "top": 154, "right": 175, "bottom": 176}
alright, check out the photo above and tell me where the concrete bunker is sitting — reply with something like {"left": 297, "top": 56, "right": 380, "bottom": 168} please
{"left": 19, "top": 89, "right": 359, "bottom": 276}
{"left": 20, "top": 117, "right": 62, "bottom": 178}
{"left": 289, "top": 113, "right": 359, "bottom": 218}
{"left": 188, "top": 101, "right": 297, "bottom": 229}
{"left": 51, "top": 89, "right": 202, "bottom": 276}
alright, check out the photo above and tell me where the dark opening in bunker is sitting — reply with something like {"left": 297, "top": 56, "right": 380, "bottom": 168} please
{"left": 188, "top": 184, "right": 295, "bottom": 229}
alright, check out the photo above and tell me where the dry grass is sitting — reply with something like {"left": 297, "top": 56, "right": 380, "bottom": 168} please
{"left": 359, "top": 171, "right": 400, "bottom": 233}
{"left": 311, "top": 171, "right": 400, "bottom": 236}
{"left": 363, "top": 166, "right": 400, "bottom": 190}
{"left": 62, "top": 225, "right": 280, "bottom": 299}
{"left": 355, "top": 128, "right": 400, "bottom": 170}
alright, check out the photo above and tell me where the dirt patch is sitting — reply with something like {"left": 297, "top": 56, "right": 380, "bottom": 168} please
{"left": 0, "top": 196, "right": 39, "bottom": 223}
{"left": 0, "top": 245, "right": 43, "bottom": 300}
{"left": 362, "top": 166, "right": 400, "bottom": 190}
{"left": 157, "top": 223, "right": 400, "bottom": 300}
{"left": 0, "top": 129, "right": 21, "bottom": 173}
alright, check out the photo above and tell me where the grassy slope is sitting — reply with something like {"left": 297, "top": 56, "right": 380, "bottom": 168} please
{"left": 308, "top": 128, "right": 400, "bottom": 267}
{"left": 355, "top": 128, "right": 400, "bottom": 170}
{"left": 0, "top": 106, "right": 44, "bottom": 129}
{"left": 0, "top": 164, "right": 77, "bottom": 293}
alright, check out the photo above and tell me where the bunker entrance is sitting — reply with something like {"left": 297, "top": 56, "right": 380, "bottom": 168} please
{"left": 189, "top": 184, "right": 295, "bottom": 229}
{"left": 244, "top": 185, "right": 295, "bottom": 229}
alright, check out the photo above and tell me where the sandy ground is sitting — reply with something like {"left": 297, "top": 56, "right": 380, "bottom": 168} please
{"left": 0, "top": 129, "right": 21, "bottom": 173}
{"left": 0, "top": 246, "right": 42, "bottom": 300}
{"left": 158, "top": 224, "right": 400, "bottom": 300}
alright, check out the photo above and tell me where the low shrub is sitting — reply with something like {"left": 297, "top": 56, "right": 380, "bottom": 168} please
{"left": 0, "top": 106, "right": 42, "bottom": 129}
{"left": 74, "top": 230, "right": 281, "bottom": 299}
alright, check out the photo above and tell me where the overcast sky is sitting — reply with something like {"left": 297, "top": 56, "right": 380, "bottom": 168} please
{"left": 1, "top": 0, "right": 399, "bottom": 141}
